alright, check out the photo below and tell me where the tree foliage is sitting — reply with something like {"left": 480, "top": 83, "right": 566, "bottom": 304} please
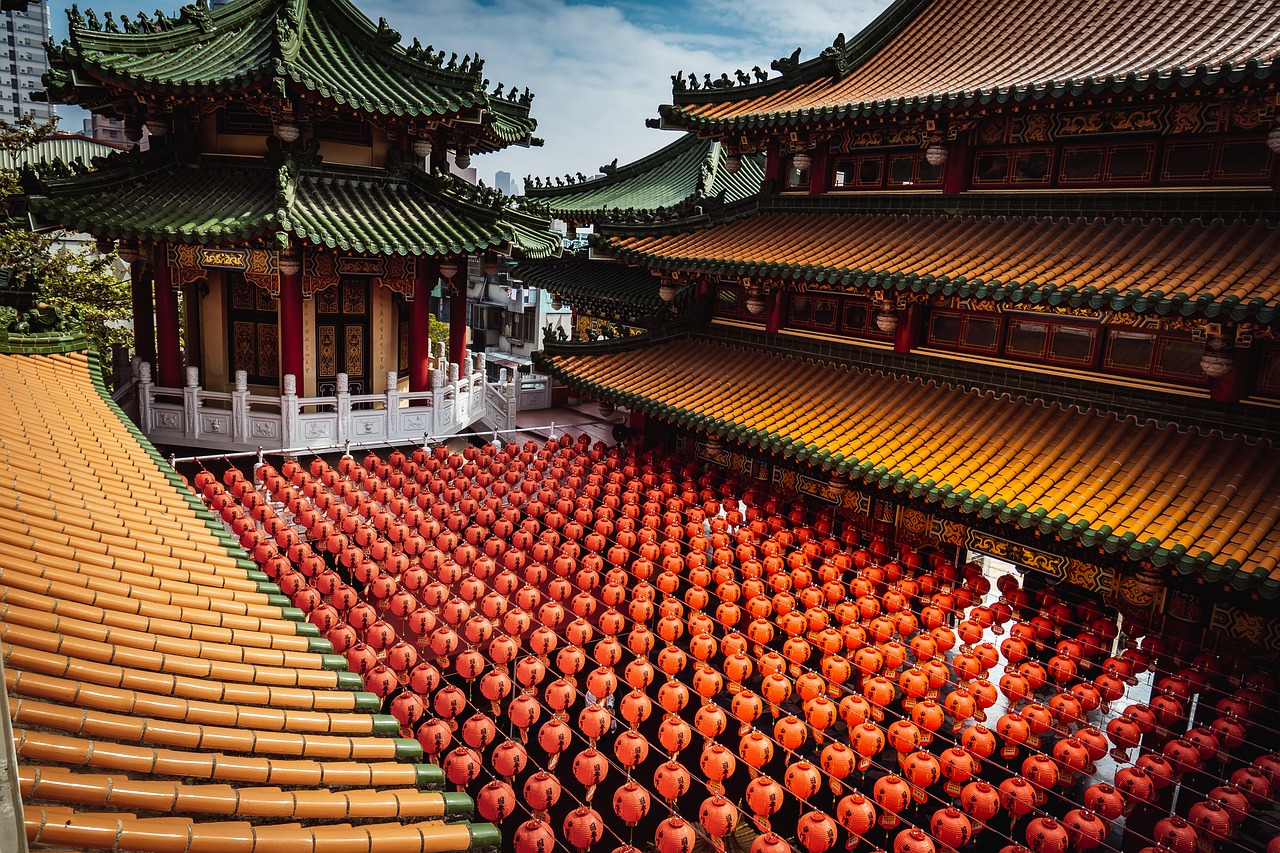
{"left": 0, "top": 115, "right": 133, "bottom": 358}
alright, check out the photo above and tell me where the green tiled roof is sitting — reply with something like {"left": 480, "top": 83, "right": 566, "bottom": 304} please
{"left": 524, "top": 134, "right": 763, "bottom": 222}
{"left": 512, "top": 258, "right": 686, "bottom": 324}
{"left": 27, "top": 150, "right": 560, "bottom": 259}
{"left": 46, "top": 0, "right": 535, "bottom": 149}
{"left": 0, "top": 135, "right": 127, "bottom": 172}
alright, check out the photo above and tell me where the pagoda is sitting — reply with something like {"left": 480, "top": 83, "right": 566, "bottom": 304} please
{"left": 29, "top": 0, "right": 558, "bottom": 450}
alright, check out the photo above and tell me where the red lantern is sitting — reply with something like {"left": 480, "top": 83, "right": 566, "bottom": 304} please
{"left": 654, "top": 760, "right": 692, "bottom": 803}
{"left": 931, "top": 807, "right": 973, "bottom": 851}
{"left": 655, "top": 817, "right": 697, "bottom": 853}
{"left": 874, "top": 774, "right": 912, "bottom": 828}
{"left": 837, "top": 791, "right": 877, "bottom": 837}
{"left": 523, "top": 770, "right": 562, "bottom": 813}
{"left": 959, "top": 780, "right": 1001, "bottom": 822}
{"left": 612, "top": 781, "right": 651, "bottom": 827}
{"left": 514, "top": 820, "right": 556, "bottom": 853}
{"left": 893, "top": 828, "right": 936, "bottom": 853}
{"left": 1061, "top": 809, "right": 1106, "bottom": 850}
{"left": 563, "top": 806, "right": 605, "bottom": 853}
{"left": 1024, "top": 817, "right": 1070, "bottom": 853}
{"left": 699, "top": 795, "right": 740, "bottom": 843}
{"left": 796, "top": 811, "right": 839, "bottom": 853}
{"left": 478, "top": 781, "right": 517, "bottom": 822}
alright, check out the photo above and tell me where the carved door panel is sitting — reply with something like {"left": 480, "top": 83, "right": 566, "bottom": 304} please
{"left": 315, "top": 278, "right": 370, "bottom": 396}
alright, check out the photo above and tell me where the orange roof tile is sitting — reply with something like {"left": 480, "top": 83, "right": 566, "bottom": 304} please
{"left": 601, "top": 212, "right": 1280, "bottom": 320}
{"left": 667, "top": 0, "right": 1280, "bottom": 129}
{"left": 541, "top": 338, "right": 1280, "bottom": 594}
{"left": 0, "top": 348, "right": 490, "bottom": 853}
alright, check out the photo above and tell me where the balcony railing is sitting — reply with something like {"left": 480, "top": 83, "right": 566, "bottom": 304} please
{"left": 124, "top": 350, "right": 526, "bottom": 452}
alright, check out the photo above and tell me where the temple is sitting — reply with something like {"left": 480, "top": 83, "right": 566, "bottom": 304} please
{"left": 27, "top": 0, "right": 558, "bottom": 451}
{"left": 3, "top": 1, "right": 1280, "bottom": 853}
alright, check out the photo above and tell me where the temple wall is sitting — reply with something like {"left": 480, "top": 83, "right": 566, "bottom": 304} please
{"left": 303, "top": 295, "right": 317, "bottom": 397}
{"left": 200, "top": 271, "right": 228, "bottom": 391}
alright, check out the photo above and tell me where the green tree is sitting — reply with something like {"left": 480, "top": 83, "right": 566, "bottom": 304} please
{"left": 0, "top": 115, "right": 133, "bottom": 363}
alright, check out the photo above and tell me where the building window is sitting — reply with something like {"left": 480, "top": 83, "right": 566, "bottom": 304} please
{"left": 1005, "top": 317, "right": 1098, "bottom": 366}
{"left": 507, "top": 309, "right": 536, "bottom": 343}
{"left": 833, "top": 150, "right": 943, "bottom": 190}
{"left": 786, "top": 292, "right": 889, "bottom": 341}
{"left": 714, "top": 282, "right": 758, "bottom": 322}
{"left": 926, "top": 309, "right": 1002, "bottom": 353}
{"left": 1257, "top": 344, "right": 1280, "bottom": 396}
{"left": 1102, "top": 329, "right": 1203, "bottom": 383}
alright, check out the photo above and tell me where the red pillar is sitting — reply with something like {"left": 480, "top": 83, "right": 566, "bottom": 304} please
{"left": 943, "top": 133, "right": 969, "bottom": 195}
{"left": 447, "top": 274, "right": 467, "bottom": 368}
{"left": 410, "top": 259, "right": 436, "bottom": 392}
{"left": 808, "top": 145, "right": 829, "bottom": 195}
{"left": 278, "top": 262, "right": 304, "bottom": 389}
{"left": 130, "top": 257, "right": 156, "bottom": 367}
{"left": 893, "top": 303, "right": 922, "bottom": 353}
{"left": 765, "top": 289, "right": 786, "bottom": 333}
{"left": 152, "top": 246, "right": 183, "bottom": 387}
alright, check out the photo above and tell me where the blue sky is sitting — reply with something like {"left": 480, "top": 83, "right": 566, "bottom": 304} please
{"left": 49, "top": 0, "right": 893, "bottom": 187}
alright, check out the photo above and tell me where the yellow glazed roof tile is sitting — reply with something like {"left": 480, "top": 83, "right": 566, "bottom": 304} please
{"left": 601, "top": 213, "right": 1280, "bottom": 321}
{"left": 542, "top": 338, "right": 1280, "bottom": 591}
{"left": 0, "top": 349, "right": 483, "bottom": 853}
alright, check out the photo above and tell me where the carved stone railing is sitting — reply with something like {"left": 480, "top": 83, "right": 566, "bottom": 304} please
{"left": 130, "top": 348, "right": 513, "bottom": 452}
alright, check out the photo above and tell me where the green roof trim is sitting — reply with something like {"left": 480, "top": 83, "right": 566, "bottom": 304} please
{"left": 47, "top": 0, "right": 536, "bottom": 149}
{"left": 26, "top": 149, "right": 560, "bottom": 259}
{"left": 524, "top": 133, "right": 764, "bottom": 222}
{"left": 512, "top": 258, "right": 685, "bottom": 324}
{"left": 0, "top": 134, "right": 127, "bottom": 172}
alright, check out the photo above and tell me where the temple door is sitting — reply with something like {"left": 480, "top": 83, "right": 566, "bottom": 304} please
{"left": 316, "top": 278, "right": 371, "bottom": 396}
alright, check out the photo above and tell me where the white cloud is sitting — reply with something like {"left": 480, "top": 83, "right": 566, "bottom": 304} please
{"left": 51, "top": 0, "right": 894, "bottom": 188}
{"left": 362, "top": 0, "right": 893, "bottom": 188}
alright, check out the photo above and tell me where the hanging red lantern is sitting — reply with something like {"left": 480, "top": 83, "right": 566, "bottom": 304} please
{"left": 959, "top": 780, "right": 1001, "bottom": 823}
{"left": 1082, "top": 783, "right": 1124, "bottom": 821}
{"left": 784, "top": 759, "right": 822, "bottom": 801}
{"left": 523, "top": 770, "right": 562, "bottom": 813}
{"left": 477, "top": 781, "right": 517, "bottom": 822}
{"left": 796, "top": 811, "right": 838, "bottom": 853}
{"left": 514, "top": 820, "right": 556, "bottom": 853}
{"left": 998, "top": 777, "right": 1036, "bottom": 818}
{"left": 1061, "top": 809, "right": 1106, "bottom": 851}
{"left": 1151, "top": 816, "right": 1198, "bottom": 853}
{"left": 1024, "top": 817, "right": 1070, "bottom": 853}
{"left": 491, "top": 739, "right": 528, "bottom": 780}
{"left": 654, "top": 760, "right": 692, "bottom": 803}
{"left": 699, "top": 795, "right": 739, "bottom": 844}
{"left": 837, "top": 791, "right": 877, "bottom": 837}
{"left": 612, "top": 782, "right": 651, "bottom": 827}
{"left": 442, "top": 746, "right": 482, "bottom": 788}
{"left": 874, "top": 775, "right": 912, "bottom": 828}
{"left": 655, "top": 817, "right": 698, "bottom": 853}
{"left": 563, "top": 806, "right": 605, "bottom": 853}
{"left": 746, "top": 775, "right": 785, "bottom": 823}
{"left": 892, "top": 828, "right": 936, "bottom": 853}
{"left": 931, "top": 807, "right": 973, "bottom": 851}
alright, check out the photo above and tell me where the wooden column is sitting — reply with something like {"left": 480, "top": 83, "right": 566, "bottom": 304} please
{"left": 278, "top": 261, "right": 304, "bottom": 389}
{"left": 765, "top": 289, "right": 786, "bottom": 334}
{"left": 152, "top": 247, "right": 183, "bottom": 388}
{"left": 808, "top": 145, "right": 829, "bottom": 195}
{"left": 130, "top": 257, "right": 156, "bottom": 367}
{"left": 942, "top": 133, "right": 969, "bottom": 195}
{"left": 410, "top": 259, "right": 437, "bottom": 392}
{"left": 445, "top": 269, "right": 467, "bottom": 368}
{"left": 893, "top": 303, "right": 923, "bottom": 353}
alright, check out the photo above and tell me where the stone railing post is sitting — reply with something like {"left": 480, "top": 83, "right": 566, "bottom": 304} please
{"left": 183, "top": 366, "right": 201, "bottom": 441}
{"left": 430, "top": 367, "right": 445, "bottom": 434}
{"left": 385, "top": 370, "right": 399, "bottom": 439}
{"left": 281, "top": 374, "right": 299, "bottom": 448}
{"left": 136, "top": 360, "right": 154, "bottom": 434}
{"left": 335, "top": 373, "right": 351, "bottom": 445}
{"left": 232, "top": 370, "right": 249, "bottom": 444}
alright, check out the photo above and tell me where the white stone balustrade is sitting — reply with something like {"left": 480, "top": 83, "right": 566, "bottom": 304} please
{"left": 129, "top": 350, "right": 523, "bottom": 452}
